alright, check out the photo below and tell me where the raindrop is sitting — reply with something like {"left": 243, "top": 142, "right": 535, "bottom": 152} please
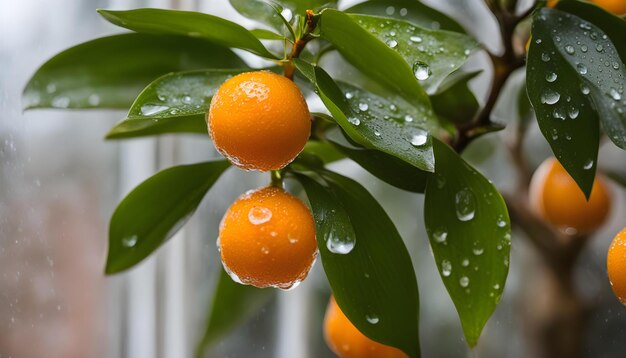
{"left": 281, "top": 8, "right": 293, "bottom": 22}
{"left": 88, "top": 94, "right": 100, "bottom": 106}
{"left": 609, "top": 88, "right": 621, "bottom": 101}
{"left": 412, "top": 62, "right": 431, "bottom": 81}
{"left": 374, "top": 131, "right": 381, "bottom": 137}
{"left": 399, "top": 7, "right": 408, "bottom": 16}
{"left": 141, "top": 104, "right": 169, "bottom": 116}
{"left": 404, "top": 115, "right": 414, "bottom": 122}
{"left": 581, "top": 85, "right": 591, "bottom": 95}
{"left": 459, "top": 276, "right": 470, "bottom": 288}
{"left": 461, "top": 259, "right": 470, "bottom": 267}
{"left": 366, "top": 314, "right": 380, "bottom": 324}
{"left": 581, "top": 45, "right": 588, "bottom": 53}
{"left": 541, "top": 52, "right": 551, "bottom": 62}
{"left": 326, "top": 233, "right": 356, "bottom": 255}
{"left": 261, "top": 247, "right": 270, "bottom": 254}
{"left": 494, "top": 284, "right": 500, "bottom": 290}
{"left": 577, "top": 63, "right": 588, "bottom": 75}
{"left": 540, "top": 89, "right": 560, "bottom": 105}
{"left": 596, "top": 44, "right": 603, "bottom": 52}
{"left": 348, "top": 117, "right": 361, "bottom": 126}
{"left": 387, "top": 40, "right": 398, "bottom": 48}
{"left": 433, "top": 229, "right": 448, "bottom": 244}
{"left": 51, "top": 96, "right": 70, "bottom": 108}
{"left": 473, "top": 247, "right": 484, "bottom": 256}
{"left": 409, "top": 36, "right": 422, "bottom": 43}
{"left": 385, "top": 6, "right": 395, "bottom": 15}
{"left": 182, "top": 95, "right": 192, "bottom": 104}
{"left": 455, "top": 188, "right": 476, "bottom": 222}
{"left": 46, "top": 83, "right": 57, "bottom": 93}
{"left": 409, "top": 129, "right": 428, "bottom": 147}
{"left": 441, "top": 260, "right": 452, "bottom": 277}
{"left": 496, "top": 216, "right": 507, "bottom": 228}
{"left": 568, "top": 107, "right": 580, "bottom": 119}
{"left": 122, "top": 235, "right": 138, "bottom": 248}
{"left": 583, "top": 159, "right": 594, "bottom": 170}
{"left": 345, "top": 92, "right": 354, "bottom": 99}
{"left": 358, "top": 102, "right": 369, "bottom": 111}
{"left": 553, "top": 108, "right": 566, "bottom": 120}
{"left": 565, "top": 45, "right": 575, "bottom": 54}
{"left": 464, "top": 49, "right": 471, "bottom": 56}
{"left": 545, "top": 72, "right": 557, "bottom": 82}
{"left": 248, "top": 207, "right": 272, "bottom": 225}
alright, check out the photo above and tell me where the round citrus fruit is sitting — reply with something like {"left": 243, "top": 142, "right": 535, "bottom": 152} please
{"left": 207, "top": 71, "right": 311, "bottom": 171}
{"left": 324, "top": 297, "right": 408, "bottom": 358}
{"left": 591, "top": 0, "right": 626, "bottom": 15}
{"left": 608, "top": 228, "right": 626, "bottom": 305}
{"left": 218, "top": 186, "right": 317, "bottom": 289}
{"left": 529, "top": 157, "right": 611, "bottom": 235}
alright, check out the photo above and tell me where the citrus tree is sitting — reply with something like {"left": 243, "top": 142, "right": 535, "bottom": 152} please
{"left": 22, "top": 0, "right": 626, "bottom": 357}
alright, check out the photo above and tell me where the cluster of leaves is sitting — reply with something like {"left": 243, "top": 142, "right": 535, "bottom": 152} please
{"left": 22, "top": 0, "right": 626, "bottom": 357}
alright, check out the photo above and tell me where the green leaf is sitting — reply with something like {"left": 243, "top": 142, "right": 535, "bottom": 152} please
{"left": 517, "top": 80, "right": 532, "bottom": 122}
{"left": 553, "top": 1, "right": 626, "bottom": 150}
{"left": 300, "top": 140, "right": 346, "bottom": 165}
{"left": 106, "top": 69, "right": 250, "bottom": 139}
{"left": 330, "top": 139, "right": 429, "bottom": 193}
{"left": 527, "top": 8, "right": 612, "bottom": 197}
{"left": 229, "top": 0, "right": 286, "bottom": 33}
{"left": 346, "top": 0, "right": 466, "bottom": 33}
{"left": 250, "top": 28, "right": 286, "bottom": 41}
{"left": 195, "top": 269, "right": 274, "bottom": 358}
{"left": 318, "top": 9, "right": 429, "bottom": 104}
{"left": 424, "top": 139, "right": 511, "bottom": 347}
{"left": 295, "top": 171, "right": 420, "bottom": 358}
{"left": 22, "top": 34, "right": 246, "bottom": 110}
{"left": 431, "top": 71, "right": 481, "bottom": 124}
{"left": 348, "top": 14, "right": 479, "bottom": 92}
{"left": 106, "top": 161, "right": 230, "bottom": 274}
{"left": 294, "top": 59, "right": 435, "bottom": 172}
{"left": 98, "top": 8, "right": 277, "bottom": 59}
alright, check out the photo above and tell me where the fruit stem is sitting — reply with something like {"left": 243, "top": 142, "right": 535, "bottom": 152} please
{"left": 283, "top": 10, "right": 317, "bottom": 80}
{"left": 270, "top": 170, "right": 284, "bottom": 188}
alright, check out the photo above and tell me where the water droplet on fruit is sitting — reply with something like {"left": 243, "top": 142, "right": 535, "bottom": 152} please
{"left": 248, "top": 207, "right": 272, "bottom": 225}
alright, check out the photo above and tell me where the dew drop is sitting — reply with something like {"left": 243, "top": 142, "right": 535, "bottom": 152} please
{"left": 409, "top": 36, "right": 422, "bottom": 43}
{"left": 366, "top": 314, "right": 379, "bottom": 324}
{"left": 358, "top": 102, "right": 369, "bottom": 111}
{"left": 182, "top": 95, "right": 192, "bottom": 104}
{"left": 545, "top": 72, "right": 557, "bottom": 82}
{"left": 581, "top": 85, "right": 591, "bottom": 95}
{"left": 473, "top": 247, "right": 484, "bottom": 256}
{"left": 248, "top": 207, "right": 272, "bottom": 225}
{"left": 348, "top": 117, "right": 361, "bottom": 126}
{"left": 51, "top": 96, "right": 70, "bottom": 108}
{"left": 455, "top": 188, "right": 476, "bottom": 222}
{"left": 459, "top": 276, "right": 470, "bottom": 288}
{"left": 326, "top": 234, "right": 356, "bottom": 254}
{"left": 583, "top": 159, "right": 594, "bottom": 170}
{"left": 409, "top": 130, "right": 428, "bottom": 147}
{"left": 122, "top": 235, "right": 138, "bottom": 248}
{"left": 433, "top": 229, "right": 448, "bottom": 244}
{"left": 581, "top": 45, "right": 588, "bottom": 53}
{"left": 540, "top": 89, "right": 560, "bottom": 105}
{"left": 412, "top": 61, "right": 431, "bottom": 81}
{"left": 541, "top": 52, "right": 551, "bottom": 62}
{"left": 441, "top": 260, "right": 452, "bottom": 277}
{"left": 387, "top": 40, "right": 398, "bottom": 48}
{"left": 141, "top": 104, "right": 169, "bottom": 116}
{"left": 88, "top": 94, "right": 100, "bottom": 106}
{"left": 496, "top": 216, "right": 507, "bottom": 228}
{"left": 404, "top": 115, "right": 414, "bottom": 122}
{"left": 609, "top": 88, "right": 622, "bottom": 101}
{"left": 568, "top": 107, "right": 580, "bottom": 119}
{"left": 577, "top": 63, "right": 588, "bottom": 75}
{"left": 564, "top": 45, "right": 575, "bottom": 55}
{"left": 345, "top": 92, "right": 354, "bottom": 99}
{"left": 596, "top": 44, "right": 603, "bottom": 52}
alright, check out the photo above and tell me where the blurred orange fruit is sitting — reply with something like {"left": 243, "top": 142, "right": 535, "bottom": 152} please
{"left": 218, "top": 186, "right": 317, "bottom": 289}
{"left": 324, "top": 297, "right": 408, "bottom": 358}
{"left": 608, "top": 228, "right": 626, "bottom": 305}
{"left": 591, "top": 0, "right": 626, "bottom": 15}
{"left": 529, "top": 157, "right": 611, "bottom": 235}
{"left": 208, "top": 71, "right": 311, "bottom": 171}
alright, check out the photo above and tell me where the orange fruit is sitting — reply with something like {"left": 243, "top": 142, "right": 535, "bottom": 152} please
{"left": 324, "top": 297, "right": 408, "bottom": 358}
{"left": 218, "top": 186, "right": 317, "bottom": 289}
{"left": 547, "top": 0, "right": 559, "bottom": 7}
{"left": 608, "top": 228, "right": 626, "bottom": 305}
{"left": 207, "top": 71, "right": 311, "bottom": 171}
{"left": 529, "top": 157, "right": 611, "bottom": 235}
{"left": 590, "top": 0, "right": 626, "bottom": 15}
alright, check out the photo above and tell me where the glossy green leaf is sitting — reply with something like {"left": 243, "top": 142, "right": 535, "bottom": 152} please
{"left": 517, "top": 80, "right": 532, "bottom": 122}
{"left": 250, "top": 28, "right": 286, "bottom": 41}
{"left": 296, "top": 171, "right": 420, "bottom": 358}
{"left": 106, "top": 161, "right": 230, "bottom": 274}
{"left": 22, "top": 34, "right": 246, "bottom": 110}
{"left": 318, "top": 9, "right": 429, "bottom": 104}
{"left": 106, "top": 69, "right": 250, "bottom": 139}
{"left": 98, "top": 8, "right": 277, "bottom": 59}
{"left": 229, "top": 0, "right": 286, "bottom": 33}
{"left": 527, "top": 8, "right": 612, "bottom": 198}
{"left": 294, "top": 60, "right": 435, "bottom": 172}
{"left": 346, "top": 0, "right": 466, "bottom": 33}
{"left": 330, "top": 139, "right": 429, "bottom": 192}
{"left": 554, "top": 1, "right": 626, "bottom": 150}
{"left": 348, "top": 14, "right": 479, "bottom": 91}
{"left": 424, "top": 139, "right": 511, "bottom": 347}
{"left": 195, "top": 269, "right": 274, "bottom": 358}
{"left": 431, "top": 71, "right": 481, "bottom": 124}
{"left": 300, "top": 140, "right": 346, "bottom": 165}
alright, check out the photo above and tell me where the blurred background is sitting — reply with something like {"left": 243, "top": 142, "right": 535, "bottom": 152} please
{"left": 1, "top": 0, "right": 625, "bottom": 357}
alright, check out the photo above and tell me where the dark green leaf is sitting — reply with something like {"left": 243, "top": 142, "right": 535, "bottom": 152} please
{"left": 300, "top": 140, "right": 346, "bottom": 165}
{"left": 195, "top": 269, "right": 274, "bottom": 358}
{"left": 330, "top": 139, "right": 429, "bottom": 192}
{"left": 517, "top": 80, "right": 532, "bottom": 122}
{"left": 347, "top": 14, "right": 479, "bottom": 91}
{"left": 527, "top": 8, "right": 606, "bottom": 198}
{"left": 424, "top": 139, "right": 511, "bottom": 347}
{"left": 106, "top": 161, "right": 230, "bottom": 274}
{"left": 106, "top": 69, "right": 250, "bottom": 139}
{"left": 553, "top": 2, "right": 626, "bottom": 150}
{"left": 294, "top": 59, "right": 435, "bottom": 172}
{"left": 318, "top": 9, "right": 429, "bottom": 103}
{"left": 98, "top": 9, "right": 277, "bottom": 58}
{"left": 296, "top": 171, "right": 420, "bottom": 358}
{"left": 431, "top": 71, "right": 481, "bottom": 124}
{"left": 346, "top": 0, "right": 466, "bottom": 33}
{"left": 22, "top": 34, "right": 246, "bottom": 110}
{"left": 229, "top": 0, "right": 286, "bottom": 33}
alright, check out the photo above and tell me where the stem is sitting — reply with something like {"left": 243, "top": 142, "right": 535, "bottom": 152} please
{"left": 270, "top": 170, "right": 284, "bottom": 188}
{"left": 283, "top": 10, "right": 317, "bottom": 80}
